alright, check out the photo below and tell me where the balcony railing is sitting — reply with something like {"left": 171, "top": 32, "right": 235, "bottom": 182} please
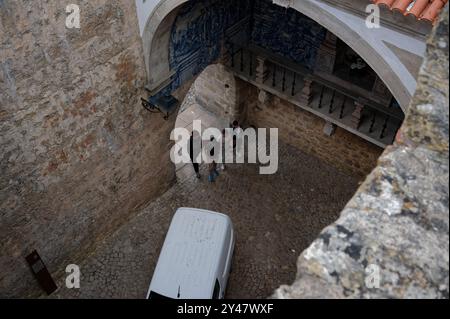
{"left": 225, "top": 42, "right": 404, "bottom": 148}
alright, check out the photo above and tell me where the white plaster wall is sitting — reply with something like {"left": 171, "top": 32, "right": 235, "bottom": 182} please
{"left": 135, "top": 0, "right": 160, "bottom": 35}
{"left": 274, "top": 0, "right": 427, "bottom": 111}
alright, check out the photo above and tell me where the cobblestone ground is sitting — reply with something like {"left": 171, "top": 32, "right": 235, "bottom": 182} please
{"left": 52, "top": 101, "right": 361, "bottom": 299}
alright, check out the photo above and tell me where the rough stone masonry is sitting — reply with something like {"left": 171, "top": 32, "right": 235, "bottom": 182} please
{"left": 0, "top": 0, "right": 177, "bottom": 297}
{"left": 273, "top": 6, "right": 449, "bottom": 299}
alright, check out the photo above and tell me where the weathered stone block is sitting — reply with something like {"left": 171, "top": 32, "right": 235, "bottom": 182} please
{"left": 0, "top": 0, "right": 178, "bottom": 298}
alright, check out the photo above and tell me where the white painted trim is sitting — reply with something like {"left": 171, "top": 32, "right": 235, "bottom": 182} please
{"left": 138, "top": 0, "right": 426, "bottom": 111}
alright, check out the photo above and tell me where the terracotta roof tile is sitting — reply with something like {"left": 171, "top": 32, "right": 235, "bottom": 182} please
{"left": 372, "top": 0, "right": 448, "bottom": 24}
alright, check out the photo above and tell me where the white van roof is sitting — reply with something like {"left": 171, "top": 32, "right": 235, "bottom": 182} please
{"left": 149, "top": 207, "right": 232, "bottom": 299}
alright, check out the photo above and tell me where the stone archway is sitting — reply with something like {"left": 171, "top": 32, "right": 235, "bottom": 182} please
{"left": 141, "top": 0, "right": 425, "bottom": 112}
{"left": 276, "top": 0, "right": 425, "bottom": 112}
{"left": 171, "top": 64, "right": 244, "bottom": 180}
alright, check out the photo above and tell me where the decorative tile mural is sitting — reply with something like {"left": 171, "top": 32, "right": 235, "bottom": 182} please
{"left": 165, "top": 0, "right": 252, "bottom": 95}
{"left": 251, "top": 0, "right": 326, "bottom": 70}
{"left": 158, "top": 0, "right": 326, "bottom": 97}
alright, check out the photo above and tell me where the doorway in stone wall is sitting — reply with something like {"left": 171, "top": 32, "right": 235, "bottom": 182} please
{"left": 172, "top": 64, "right": 242, "bottom": 181}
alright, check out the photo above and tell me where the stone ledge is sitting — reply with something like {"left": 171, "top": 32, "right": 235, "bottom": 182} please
{"left": 273, "top": 6, "right": 449, "bottom": 299}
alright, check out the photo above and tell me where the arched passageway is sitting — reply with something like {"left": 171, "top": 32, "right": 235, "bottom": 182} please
{"left": 83, "top": 0, "right": 434, "bottom": 300}
{"left": 141, "top": 0, "right": 425, "bottom": 111}
{"left": 56, "top": 62, "right": 366, "bottom": 298}
{"left": 172, "top": 64, "right": 241, "bottom": 181}
{"left": 141, "top": 0, "right": 406, "bottom": 155}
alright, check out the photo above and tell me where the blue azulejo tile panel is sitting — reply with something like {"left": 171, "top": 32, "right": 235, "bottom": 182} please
{"left": 251, "top": 0, "right": 326, "bottom": 70}
{"left": 166, "top": 0, "right": 252, "bottom": 96}
{"left": 160, "top": 0, "right": 326, "bottom": 98}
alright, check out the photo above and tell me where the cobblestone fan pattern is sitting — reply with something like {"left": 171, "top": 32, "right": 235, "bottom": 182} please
{"left": 52, "top": 142, "right": 359, "bottom": 299}
{"left": 0, "top": 1, "right": 176, "bottom": 297}
{"left": 274, "top": 7, "right": 449, "bottom": 299}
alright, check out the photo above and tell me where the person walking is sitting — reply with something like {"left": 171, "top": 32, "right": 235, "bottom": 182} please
{"left": 189, "top": 131, "right": 201, "bottom": 178}
{"left": 208, "top": 160, "right": 219, "bottom": 183}
{"left": 208, "top": 136, "right": 219, "bottom": 182}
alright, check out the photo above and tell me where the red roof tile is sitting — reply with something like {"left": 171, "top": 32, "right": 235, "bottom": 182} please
{"left": 372, "top": 0, "right": 448, "bottom": 24}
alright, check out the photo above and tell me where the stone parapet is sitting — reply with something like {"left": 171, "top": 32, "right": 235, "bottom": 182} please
{"left": 273, "top": 6, "right": 449, "bottom": 299}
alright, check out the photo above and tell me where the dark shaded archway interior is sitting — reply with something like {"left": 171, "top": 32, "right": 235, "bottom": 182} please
{"left": 153, "top": 0, "right": 401, "bottom": 114}
{"left": 157, "top": 0, "right": 325, "bottom": 95}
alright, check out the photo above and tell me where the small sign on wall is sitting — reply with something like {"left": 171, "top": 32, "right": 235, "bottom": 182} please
{"left": 25, "top": 250, "right": 58, "bottom": 295}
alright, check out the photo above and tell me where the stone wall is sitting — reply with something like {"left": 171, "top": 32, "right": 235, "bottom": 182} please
{"left": 193, "top": 64, "right": 239, "bottom": 123}
{"left": 247, "top": 89, "right": 383, "bottom": 178}
{"left": 273, "top": 6, "right": 449, "bottom": 299}
{"left": 0, "top": 0, "right": 176, "bottom": 297}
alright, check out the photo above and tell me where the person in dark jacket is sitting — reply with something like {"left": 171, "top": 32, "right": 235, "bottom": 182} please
{"left": 189, "top": 132, "right": 201, "bottom": 178}
{"left": 208, "top": 136, "right": 219, "bottom": 182}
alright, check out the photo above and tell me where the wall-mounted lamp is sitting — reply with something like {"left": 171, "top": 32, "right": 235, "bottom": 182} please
{"left": 141, "top": 94, "right": 179, "bottom": 120}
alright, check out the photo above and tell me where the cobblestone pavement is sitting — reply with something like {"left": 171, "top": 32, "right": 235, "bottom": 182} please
{"left": 52, "top": 102, "right": 361, "bottom": 299}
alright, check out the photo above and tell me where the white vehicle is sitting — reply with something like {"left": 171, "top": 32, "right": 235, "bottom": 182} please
{"left": 146, "top": 207, "right": 235, "bottom": 299}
